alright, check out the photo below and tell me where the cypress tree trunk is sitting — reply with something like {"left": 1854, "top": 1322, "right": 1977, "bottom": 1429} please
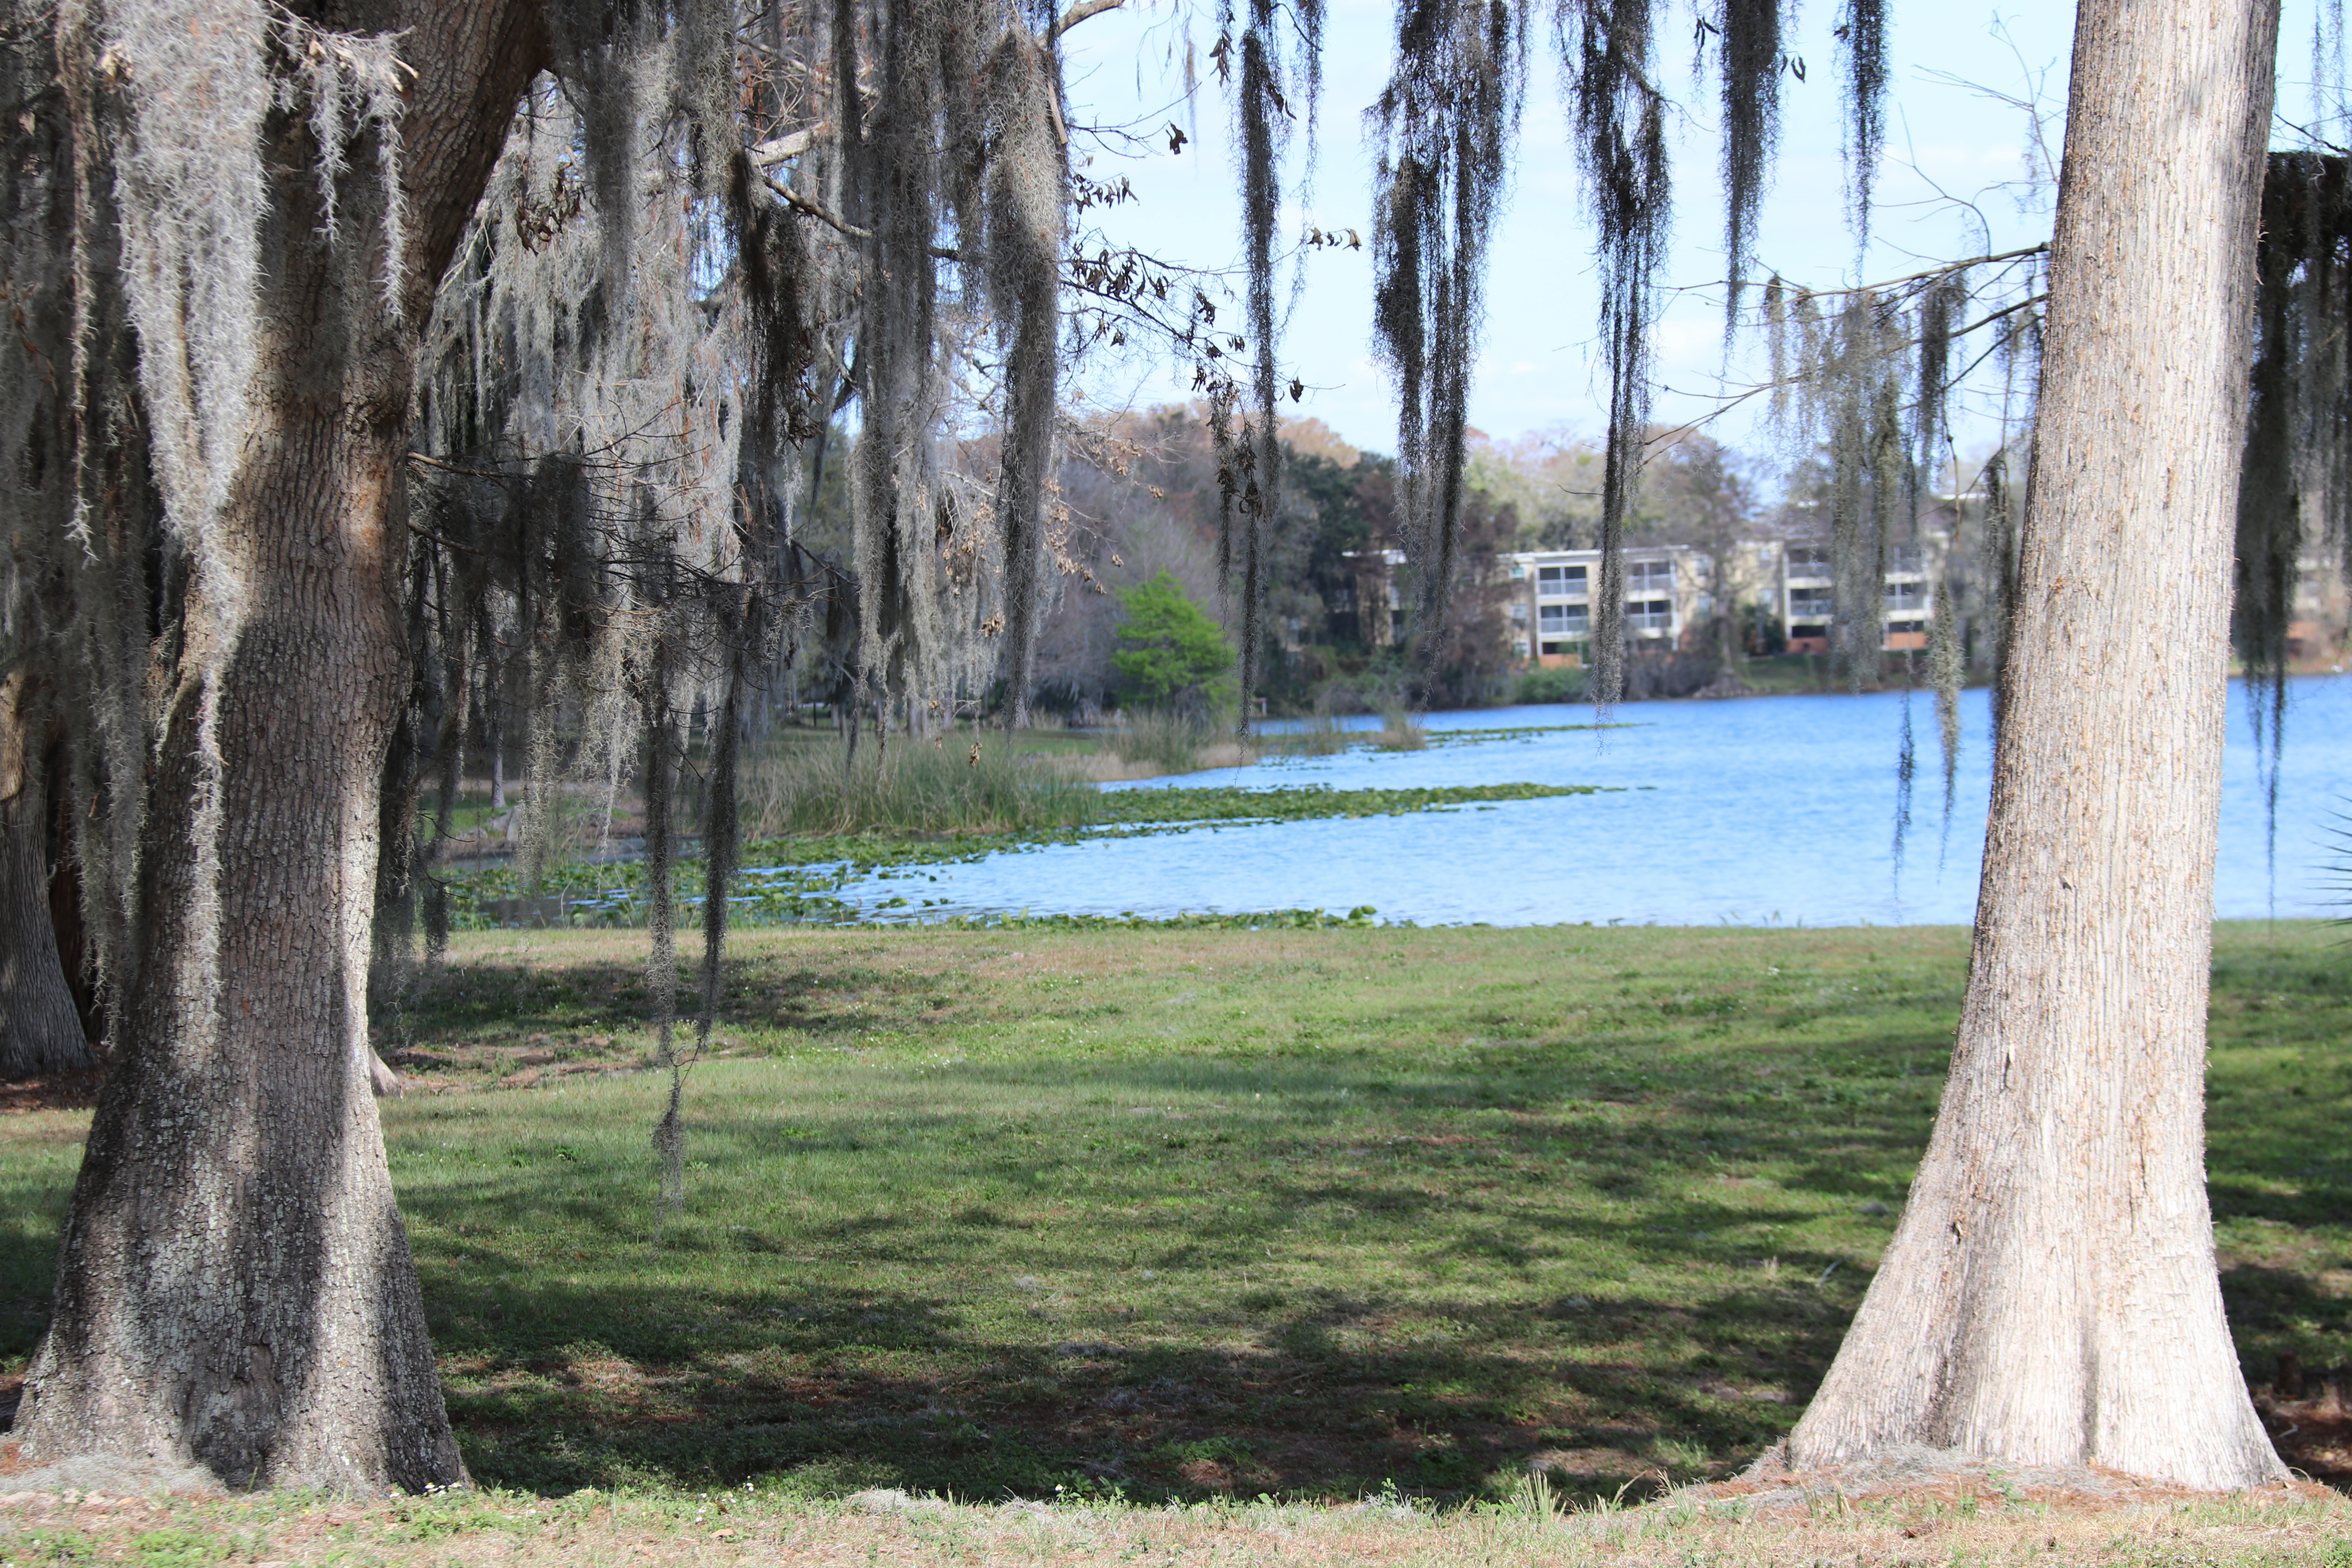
{"left": 1785, "top": 0, "right": 2284, "bottom": 1490}
{"left": 0, "top": 673, "right": 93, "bottom": 1079}
{"left": 12, "top": 0, "right": 545, "bottom": 1491}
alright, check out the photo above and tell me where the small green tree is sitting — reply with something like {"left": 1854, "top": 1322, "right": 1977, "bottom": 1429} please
{"left": 1112, "top": 573, "right": 1236, "bottom": 711}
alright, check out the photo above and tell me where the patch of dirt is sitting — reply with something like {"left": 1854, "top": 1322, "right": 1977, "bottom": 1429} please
{"left": 1688, "top": 1440, "right": 2340, "bottom": 1515}
{"left": 1524, "top": 1445, "right": 1652, "bottom": 1480}
{"left": 0, "top": 1071, "right": 102, "bottom": 1114}
{"left": 2258, "top": 1384, "right": 2352, "bottom": 1486}
{"left": 1176, "top": 1458, "right": 1234, "bottom": 1488}
{"left": 376, "top": 1035, "right": 651, "bottom": 1093}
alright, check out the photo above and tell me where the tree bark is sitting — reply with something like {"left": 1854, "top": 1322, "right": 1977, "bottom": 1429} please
{"left": 1785, "top": 0, "right": 2284, "bottom": 1490}
{"left": 12, "top": 0, "right": 545, "bottom": 1491}
{"left": 0, "top": 672, "right": 95, "bottom": 1079}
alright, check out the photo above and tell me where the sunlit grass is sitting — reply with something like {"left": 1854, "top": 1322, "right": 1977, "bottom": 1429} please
{"left": 1, "top": 1476, "right": 2345, "bottom": 1566}
{"left": 2, "top": 921, "right": 2346, "bottom": 1509}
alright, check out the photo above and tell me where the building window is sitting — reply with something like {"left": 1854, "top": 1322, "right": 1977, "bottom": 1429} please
{"left": 1886, "top": 545, "right": 1926, "bottom": 574}
{"left": 1628, "top": 560, "right": 1675, "bottom": 592}
{"left": 1789, "top": 586, "right": 1834, "bottom": 618}
{"left": 1883, "top": 582, "right": 1926, "bottom": 611}
{"left": 1788, "top": 546, "right": 1830, "bottom": 577}
{"left": 1539, "top": 603, "right": 1591, "bottom": 634}
{"left": 1626, "top": 598, "right": 1673, "bottom": 631}
{"left": 1537, "top": 564, "right": 1588, "bottom": 596}
{"left": 1886, "top": 619, "right": 1927, "bottom": 638}
{"left": 1508, "top": 602, "right": 1528, "bottom": 625}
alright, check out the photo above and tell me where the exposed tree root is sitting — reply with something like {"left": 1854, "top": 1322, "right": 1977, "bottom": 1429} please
{"left": 1705, "top": 1441, "right": 2336, "bottom": 1513}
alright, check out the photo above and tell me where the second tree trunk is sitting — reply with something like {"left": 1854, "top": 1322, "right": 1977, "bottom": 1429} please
{"left": 1786, "top": 0, "right": 2285, "bottom": 1490}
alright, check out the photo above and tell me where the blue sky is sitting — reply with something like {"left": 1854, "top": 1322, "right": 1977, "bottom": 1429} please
{"left": 1058, "top": 2, "right": 2330, "bottom": 463}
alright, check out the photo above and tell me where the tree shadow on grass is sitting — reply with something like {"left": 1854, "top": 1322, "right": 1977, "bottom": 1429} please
{"left": 0, "top": 1025, "right": 1913, "bottom": 1504}
{"left": 2222, "top": 1264, "right": 2352, "bottom": 1386}
{"left": 355, "top": 1038, "right": 1921, "bottom": 1501}
{"left": 2221, "top": 1263, "right": 2352, "bottom": 1489}
{"left": 0, "top": 1181, "right": 73, "bottom": 1366}
{"left": 414, "top": 1269, "right": 1833, "bottom": 1504}
{"left": 17, "top": 960, "right": 2317, "bottom": 1501}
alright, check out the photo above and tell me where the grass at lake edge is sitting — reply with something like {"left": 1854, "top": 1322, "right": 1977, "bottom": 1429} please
{"left": 4, "top": 921, "right": 2350, "bottom": 1514}
{"left": 1, "top": 1479, "right": 2347, "bottom": 1567}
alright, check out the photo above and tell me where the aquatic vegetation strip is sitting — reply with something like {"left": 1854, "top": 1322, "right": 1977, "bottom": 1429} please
{"left": 444, "top": 782, "right": 1606, "bottom": 928}
{"left": 1256, "top": 721, "right": 1637, "bottom": 763}
{"left": 1087, "top": 782, "right": 1600, "bottom": 826}
{"left": 1420, "top": 722, "right": 1638, "bottom": 748}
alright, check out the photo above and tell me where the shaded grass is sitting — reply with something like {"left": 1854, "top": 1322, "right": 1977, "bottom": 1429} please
{"left": 2, "top": 922, "right": 2348, "bottom": 1508}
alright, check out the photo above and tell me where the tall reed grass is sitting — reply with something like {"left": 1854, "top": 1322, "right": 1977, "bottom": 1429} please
{"left": 1371, "top": 706, "right": 1427, "bottom": 750}
{"left": 1108, "top": 710, "right": 1223, "bottom": 773}
{"left": 1267, "top": 713, "right": 1353, "bottom": 757}
{"left": 739, "top": 733, "right": 1100, "bottom": 838}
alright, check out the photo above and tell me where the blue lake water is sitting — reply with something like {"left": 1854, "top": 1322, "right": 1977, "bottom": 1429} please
{"left": 831, "top": 675, "right": 2352, "bottom": 928}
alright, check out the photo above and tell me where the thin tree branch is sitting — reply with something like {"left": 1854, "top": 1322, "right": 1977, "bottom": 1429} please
{"left": 1649, "top": 292, "right": 2048, "bottom": 452}
{"left": 1671, "top": 243, "right": 2052, "bottom": 310}
{"left": 761, "top": 171, "right": 869, "bottom": 240}
{"left": 759, "top": 171, "right": 962, "bottom": 261}
{"left": 1050, "top": 0, "right": 1125, "bottom": 40}
{"left": 750, "top": 122, "right": 829, "bottom": 167}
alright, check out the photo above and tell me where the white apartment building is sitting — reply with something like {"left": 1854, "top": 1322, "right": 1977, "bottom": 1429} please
{"left": 1350, "top": 535, "right": 1949, "bottom": 666}
{"left": 1504, "top": 546, "right": 1704, "bottom": 665}
{"left": 1776, "top": 540, "right": 1936, "bottom": 653}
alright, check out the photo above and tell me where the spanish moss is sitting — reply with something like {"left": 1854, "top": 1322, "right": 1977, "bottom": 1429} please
{"left": 642, "top": 644, "right": 684, "bottom": 1219}
{"left": 1564, "top": 0, "right": 1669, "bottom": 708}
{"left": 1370, "top": 0, "right": 1524, "bottom": 691}
{"left": 2237, "top": 151, "right": 2352, "bottom": 907}
{"left": 984, "top": 27, "right": 1067, "bottom": 728}
{"left": 1223, "top": 0, "right": 1322, "bottom": 733}
{"left": 1718, "top": 0, "right": 1780, "bottom": 332}
{"left": 1979, "top": 446, "right": 2021, "bottom": 731}
{"left": 1914, "top": 268, "right": 1964, "bottom": 816}
{"left": 1928, "top": 568, "right": 1961, "bottom": 859}
{"left": 1837, "top": 0, "right": 1887, "bottom": 246}
{"left": 1891, "top": 687, "right": 1915, "bottom": 887}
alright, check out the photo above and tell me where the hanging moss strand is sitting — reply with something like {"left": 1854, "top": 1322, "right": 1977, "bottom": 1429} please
{"left": 1719, "top": 0, "right": 1780, "bottom": 334}
{"left": 1837, "top": 0, "right": 1887, "bottom": 246}
{"left": 1371, "top": 0, "right": 1524, "bottom": 695}
{"left": 1564, "top": 0, "right": 1669, "bottom": 707}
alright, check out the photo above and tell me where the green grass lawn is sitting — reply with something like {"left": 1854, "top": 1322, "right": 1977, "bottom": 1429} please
{"left": 4, "top": 921, "right": 2348, "bottom": 1508}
